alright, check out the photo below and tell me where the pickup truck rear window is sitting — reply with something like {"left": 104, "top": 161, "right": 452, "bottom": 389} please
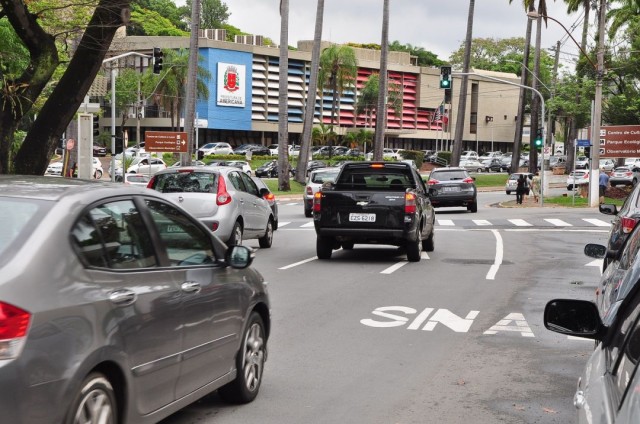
{"left": 336, "top": 170, "right": 412, "bottom": 190}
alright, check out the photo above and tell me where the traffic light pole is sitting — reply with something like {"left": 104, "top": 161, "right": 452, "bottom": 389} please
{"left": 453, "top": 72, "right": 546, "bottom": 206}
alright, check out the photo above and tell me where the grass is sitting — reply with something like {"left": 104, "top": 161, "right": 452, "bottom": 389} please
{"left": 473, "top": 173, "right": 509, "bottom": 187}
{"left": 543, "top": 195, "right": 624, "bottom": 207}
{"left": 264, "top": 178, "right": 306, "bottom": 195}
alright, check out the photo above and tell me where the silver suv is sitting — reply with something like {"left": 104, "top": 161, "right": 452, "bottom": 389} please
{"left": 149, "top": 166, "right": 275, "bottom": 247}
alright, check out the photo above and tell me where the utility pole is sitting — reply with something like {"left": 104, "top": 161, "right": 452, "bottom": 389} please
{"left": 183, "top": 0, "right": 201, "bottom": 166}
{"left": 589, "top": 0, "right": 606, "bottom": 207}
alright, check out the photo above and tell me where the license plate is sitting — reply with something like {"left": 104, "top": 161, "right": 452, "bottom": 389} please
{"left": 443, "top": 186, "right": 460, "bottom": 192}
{"left": 349, "top": 213, "right": 376, "bottom": 222}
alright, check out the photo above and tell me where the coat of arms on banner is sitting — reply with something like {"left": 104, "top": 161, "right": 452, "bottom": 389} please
{"left": 224, "top": 65, "right": 240, "bottom": 92}
{"left": 217, "top": 63, "right": 246, "bottom": 107}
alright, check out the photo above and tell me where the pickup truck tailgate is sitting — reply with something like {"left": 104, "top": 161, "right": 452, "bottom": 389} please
{"left": 317, "top": 191, "right": 406, "bottom": 228}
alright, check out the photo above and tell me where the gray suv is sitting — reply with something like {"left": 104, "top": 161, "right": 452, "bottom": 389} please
{"left": 0, "top": 176, "right": 270, "bottom": 423}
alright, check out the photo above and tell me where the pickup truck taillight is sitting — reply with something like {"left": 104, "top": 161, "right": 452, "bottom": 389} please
{"left": 405, "top": 192, "right": 417, "bottom": 214}
{"left": 217, "top": 175, "right": 232, "bottom": 206}
{"left": 313, "top": 191, "right": 322, "bottom": 212}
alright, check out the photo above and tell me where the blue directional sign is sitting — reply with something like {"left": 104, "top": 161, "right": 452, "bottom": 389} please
{"left": 577, "top": 139, "right": 591, "bottom": 147}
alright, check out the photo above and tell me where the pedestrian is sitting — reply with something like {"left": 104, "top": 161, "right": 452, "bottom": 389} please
{"left": 516, "top": 174, "right": 526, "bottom": 204}
{"left": 599, "top": 170, "right": 610, "bottom": 204}
{"left": 523, "top": 174, "right": 530, "bottom": 202}
{"left": 530, "top": 171, "right": 540, "bottom": 203}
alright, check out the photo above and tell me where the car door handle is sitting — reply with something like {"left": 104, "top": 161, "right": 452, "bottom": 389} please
{"left": 181, "top": 281, "right": 201, "bottom": 293}
{"left": 109, "top": 290, "right": 137, "bottom": 305}
{"left": 573, "top": 390, "right": 585, "bottom": 409}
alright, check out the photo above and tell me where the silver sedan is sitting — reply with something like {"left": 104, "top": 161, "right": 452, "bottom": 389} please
{"left": 0, "top": 176, "right": 270, "bottom": 424}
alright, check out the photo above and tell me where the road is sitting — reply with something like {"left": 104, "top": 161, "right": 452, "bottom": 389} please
{"left": 160, "top": 190, "right": 609, "bottom": 424}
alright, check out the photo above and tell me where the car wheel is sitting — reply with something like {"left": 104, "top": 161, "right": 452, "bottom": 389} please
{"left": 477, "top": 168, "right": 483, "bottom": 173}
{"left": 341, "top": 242, "right": 354, "bottom": 250}
{"left": 219, "top": 312, "right": 266, "bottom": 404}
{"left": 316, "top": 236, "right": 333, "bottom": 259}
{"left": 304, "top": 208, "right": 313, "bottom": 218}
{"left": 506, "top": 191, "right": 511, "bottom": 195}
{"left": 94, "top": 169, "right": 103, "bottom": 179}
{"left": 468, "top": 200, "right": 478, "bottom": 213}
{"left": 65, "top": 373, "right": 117, "bottom": 424}
{"left": 422, "top": 229, "right": 435, "bottom": 252}
{"left": 406, "top": 228, "right": 422, "bottom": 262}
{"left": 258, "top": 219, "right": 274, "bottom": 248}
{"left": 228, "top": 221, "right": 243, "bottom": 246}
{"left": 567, "top": 185, "right": 572, "bottom": 191}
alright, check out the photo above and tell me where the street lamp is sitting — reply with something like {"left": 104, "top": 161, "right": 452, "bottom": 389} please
{"left": 527, "top": 8, "right": 605, "bottom": 207}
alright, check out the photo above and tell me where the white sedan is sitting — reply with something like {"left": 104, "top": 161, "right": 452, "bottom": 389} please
{"left": 459, "top": 159, "right": 485, "bottom": 173}
{"left": 126, "top": 157, "right": 167, "bottom": 174}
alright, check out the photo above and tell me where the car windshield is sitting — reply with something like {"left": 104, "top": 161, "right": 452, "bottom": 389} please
{"left": 150, "top": 171, "right": 218, "bottom": 193}
{"left": 0, "top": 197, "right": 49, "bottom": 262}
{"left": 432, "top": 170, "right": 468, "bottom": 181}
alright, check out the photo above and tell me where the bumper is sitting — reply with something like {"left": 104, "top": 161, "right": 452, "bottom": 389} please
{"left": 430, "top": 194, "right": 476, "bottom": 207}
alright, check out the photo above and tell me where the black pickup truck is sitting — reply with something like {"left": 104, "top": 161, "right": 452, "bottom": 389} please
{"left": 312, "top": 161, "right": 435, "bottom": 262}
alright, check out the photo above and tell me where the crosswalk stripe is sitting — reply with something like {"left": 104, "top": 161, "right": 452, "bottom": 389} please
{"left": 544, "top": 218, "right": 572, "bottom": 227}
{"left": 473, "top": 220, "right": 491, "bottom": 226}
{"left": 300, "top": 222, "right": 315, "bottom": 228}
{"left": 508, "top": 219, "right": 532, "bottom": 226}
{"left": 582, "top": 218, "right": 611, "bottom": 227}
{"left": 438, "top": 219, "right": 455, "bottom": 226}
{"left": 278, "top": 221, "right": 291, "bottom": 228}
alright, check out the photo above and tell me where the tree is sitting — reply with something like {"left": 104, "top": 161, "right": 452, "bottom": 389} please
{"left": 388, "top": 41, "right": 445, "bottom": 66}
{"left": 355, "top": 74, "right": 402, "bottom": 128}
{"left": 607, "top": 0, "right": 640, "bottom": 39}
{"left": 181, "top": 0, "right": 230, "bottom": 29}
{"left": 129, "top": 6, "right": 188, "bottom": 36}
{"left": 297, "top": 0, "right": 324, "bottom": 184}
{"left": 449, "top": 37, "right": 527, "bottom": 70}
{"left": 373, "top": 0, "right": 389, "bottom": 161}
{"left": 312, "top": 123, "right": 337, "bottom": 146}
{"left": 2, "top": 0, "right": 134, "bottom": 175}
{"left": 318, "top": 45, "right": 357, "bottom": 134}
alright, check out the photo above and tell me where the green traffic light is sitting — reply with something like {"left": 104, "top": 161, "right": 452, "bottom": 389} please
{"left": 440, "top": 80, "right": 450, "bottom": 89}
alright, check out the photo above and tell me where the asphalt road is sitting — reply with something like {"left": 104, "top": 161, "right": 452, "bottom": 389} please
{"left": 159, "top": 191, "right": 610, "bottom": 424}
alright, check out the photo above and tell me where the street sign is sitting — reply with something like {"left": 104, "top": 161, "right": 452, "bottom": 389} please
{"left": 145, "top": 131, "right": 189, "bottom": 152}
{"left": 576, "top": 139, "right": 590, "bottom": 147}
{"left": 591, "top": 125, "right": 640, "bottom": 158}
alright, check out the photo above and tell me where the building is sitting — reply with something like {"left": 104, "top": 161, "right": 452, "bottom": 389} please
{"left": 102, "top": 31, "right": 524, "bottom": 154}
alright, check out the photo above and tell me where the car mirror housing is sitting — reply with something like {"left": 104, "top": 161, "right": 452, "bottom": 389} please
{"left": 599, "top": 204, "right": 618, "bottom": 216}
{"left": 225, "top": 245, "right": 254, "bottom": 269}
{"left": 544, "top": 299, "right": 603, "bottom": 340}
{"left": 584, "top": 243, "right": 607, "bottom": 259}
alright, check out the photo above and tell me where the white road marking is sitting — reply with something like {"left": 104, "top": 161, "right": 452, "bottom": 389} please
{"left": 438, "top": 219, "right": 455, "bottom": 226}
{"left": 508, "top": 219, "right": 532, "bottom": 226}
{"left": 473, "top": 219, "right": 491, "bottom": 226}
{"left": 582, "top": 218, "right": 611, "bottom": 227}
{"left": 545, "top": 218, "right": 572, "bottom": 226}
{"left": 568, "top": 336, "right": 594, "bottom": 341}
{"left": 486, "top": 229, "right": 503, "bottom": 280}
{"left": 278, "top": 221, "right": 291, "bottom": 228}
{"left": 381, "top": 261, "right": 409, "bottom": 274}
{"left": 286, "top": 202, "right": 298, "bottom": 206}
{"left": 300, "top": 221, "right": 315, "bottom": 228}
{"left": 279, "top": 256, "right": 317, "bottom": 269}
{"left": 421, "top": 251, "right": 430, "bottom": 259}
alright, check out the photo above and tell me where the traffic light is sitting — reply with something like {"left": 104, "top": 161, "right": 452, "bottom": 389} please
{"left": 153, "top": 47, "right": 163, "bottom": 74}
{"left": 92, "top": 114, "right": 99, "bottom": 138}
{"left": 534, "top": 128, "right": 543, "bottom": 151}
{"left": 440, "top": 66, "right": 452, "bottom": 89}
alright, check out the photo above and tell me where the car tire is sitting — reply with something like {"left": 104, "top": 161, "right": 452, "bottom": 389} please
{"left": 406, "top": 228, "right": 422, "bottom": 262}
{"left": 258, "top": 219, "right": 274, "bottom": 248}
{"left": 304, "top": 208, "right": 313, "bottom": 218}
{"left": 567, "top": 185, "right": 572, "bottom": 191}
{"left": 422, "top": 229, "right": 435, "bottom": 252}
{"left": 316, "top": 236, "right": 333, "bottom": 259}
{"left": 94, "top": 169, "right": 103, "bottom": 179}
{"left": 468, "top": 200, "right": 478, "bottom": 213}
{"left": 218, "top": 312, "right": 266, "bottom": 404}
{"left": 341, "top": 242, "right": 354, "bottom": 250}
{"left": 65, "top": 373, "right": 117, "bottom": 424}
{"left": 506, "top": 191, "right": 511, "bottom": 195}
{"left": 229, "top": 221, "right": 243, "bottom": 246}
{"left": 477, "top": 168, "right": 483, "bottom": 173}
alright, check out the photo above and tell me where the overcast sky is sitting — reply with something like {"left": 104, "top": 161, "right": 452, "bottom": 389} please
{"left": 222, "top": 0, "right": 591, "bottom": 67}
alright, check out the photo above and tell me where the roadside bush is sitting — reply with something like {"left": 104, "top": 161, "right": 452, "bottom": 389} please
{"left": 400, "top": 150, "right": 424, "bottom": 168}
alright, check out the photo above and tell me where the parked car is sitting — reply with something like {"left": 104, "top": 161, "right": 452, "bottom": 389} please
{"left": 575, "top": 155, "right": 589, "bottom": 169}
{"left": 45, "top": 161, "right": 63, "bottom": 176}
{"left": 221, "top": 160, "right": 252, "bottom": 175}
{"left": 609, "top": 166, "right": 635, "bottom": 187}
{"left": 482, "top": 157, "right": 503, "bottom": 172}
{"left": 345, "top": 148, "right": 364, "bottom": 158}
{"left": 459, "top": 159, "right": 485, "bottom": 173}
{"left": 169, "top": 160, "right": 206, "bottom": 168}
{"left": 0, "top": 175, "right": 270, "bottom": 424}
{"left": 505, "top": 172, "right": 533, "bottom": 195}
{"left": 92, "top": 144, "right": 107, "bottom": 156}
{"left": 115, "top": 172, "right": 151, "bottom": 186}
{"left": 127, "top": 156, "right": 167, "bottom": 175}
{"left": 252, "top": 176, "right": 278, "bottom": 230}
{"left": 427, "top": 167, "right": 478, "bottom": 212}
{"left": 267, "top": 144, "right": 279, "bottom": 155}
{"left": 255, "top": 160, "right": 278, "bottom": 178}
{"left": 149, "top": 166, "right": 275, "bottom": 247}
{"left": 544, "top": 226, "right": 640, "bottom": 423}
{"left": 598, "top": 181, "right": 640, "bottom": 268}
{"left": 461, "top": 150, "right": 479, "bottom": 161}
{"left": 197, "top": 142, "right": 234, "bottom": 158}
{"left": 303, "top": 167, "right": 341, "bottom": 217}
{"left": 233, "top": 144, "right": 271, "bottom": 156}
{"left": 567, "top": 170, "right": 590, "bottom": 190}
{"left": 600, "top": 158, "right": 615, "bottom": 172}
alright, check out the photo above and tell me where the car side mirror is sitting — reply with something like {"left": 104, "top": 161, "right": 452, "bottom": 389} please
{"left": 225, "top": 245, "right": 254, "bottom": 269}
{"left": 543, "top": 299, "right": 603, "bottom": 340}
{"left": 599, "top": 204, "right": 618, "bottom": 216}
{"left": 584, "top": 243, "right": 606, "bottom": 259}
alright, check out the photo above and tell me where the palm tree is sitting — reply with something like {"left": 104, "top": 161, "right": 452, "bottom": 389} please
{"left": 452, "top": 0, "right": 476, "bottom": 166}
{"left": 297, "top": 0, "right": 324, "bottom": 184}
{"left": 607, "top": 0, "right": 640, "bottom": 39}
{"left": 318, "top": 45, "right": 357, "bottom": 136}
{"left": 355, "top": 74, "right": 402, "bottom": 128}
{"left": 278, "top": 0, "right": 291, "bottom": 191}
{"left": 312, "top": 123, "right": 337, "bottom": 147}
{"left": 374, "top": 0, "right": 390, "bottom": 161}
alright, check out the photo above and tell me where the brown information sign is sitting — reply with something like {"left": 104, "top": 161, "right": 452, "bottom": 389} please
{"left": 596, "top": 125, "right": 640, "bottom": 158}
{"left": 145, "top": 131, "right": 189, "bottom": 152}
